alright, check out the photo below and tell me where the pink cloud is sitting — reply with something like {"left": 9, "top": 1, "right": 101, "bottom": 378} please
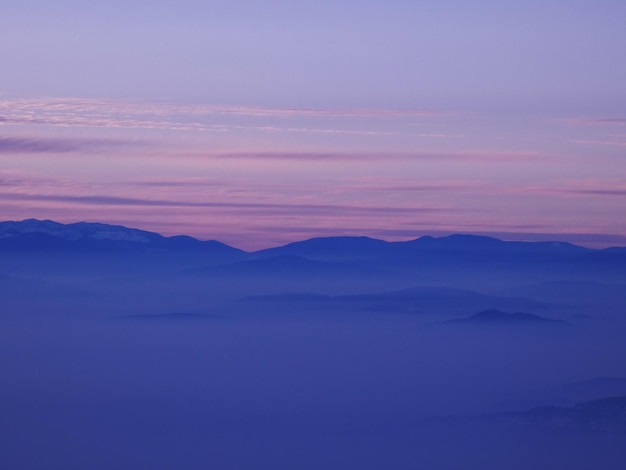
{"left": 520, "top": 179, "right": 626, "bottom": 197}
{"left": 0, "top": 190, "right": 454, "bottom": 216}
{"left": 565, "top": 117, "right": 626, "bottom": 126}
{"left": 572, "top": 139, "right": 626, "bottom": 147}
{"left": 0, "top": 98, "right": 450, "bottom": 133}
{"left": 180, "top": 150, "right": 542, "bottom": 163}
{"left": 0, "top": 136, "right": 134, "bottom": 154}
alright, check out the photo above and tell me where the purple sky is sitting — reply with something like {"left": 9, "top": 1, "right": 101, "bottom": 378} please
{"left": 1, "top": 1, "right": 625, "bottom": 249}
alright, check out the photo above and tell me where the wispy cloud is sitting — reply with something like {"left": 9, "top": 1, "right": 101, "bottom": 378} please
{"left": 125, "top": 177, "right": 228, "bottom": 188}
{"left": 587, "top": 118, "right": 626, "bottom": 124}
{"left": 520, "top": 179, "right": 626, "bottom": 197}
{"left": 0, "top": 136, "right": 134, "bottom": 154}
{"left": 193, "top": 105, "right": 445, "bottom": 118}
{"left": 183, "top": 150, "right": 541, "bottom": 163}
{"left": 568, "top": 118, "right": 626, "bottom": 125}
{"left": 551, "top": 188, "right": 626, "bottom": 196}
{"left": 0, "top": 136, "right": 84, "bottom": 153}
{"left": 201, "top": 151, "right": 398, "bottom": 162}
{"left": 0, "top": 98, "right": 451, "bottom": 134}
{"left": 0, "top": 191, "right": 454, "bottom": 217}
{"left": 572, "top": 139, "right": 626, "bottom": 147}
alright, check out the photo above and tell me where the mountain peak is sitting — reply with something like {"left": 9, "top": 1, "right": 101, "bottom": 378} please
{"left": 0, "top": 219, "right": 244, "bottom": 256}
{"left": 0, "top": 218, "right": 157, "bottom": 243}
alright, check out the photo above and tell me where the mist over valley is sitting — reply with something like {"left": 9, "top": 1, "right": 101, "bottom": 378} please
{"left": 2, "top": 219, "right": 626, "bottom": 468}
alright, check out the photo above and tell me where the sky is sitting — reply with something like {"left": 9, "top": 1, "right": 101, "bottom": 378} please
{"left": 1, "top": 0, "right": 625, "bottom": 250}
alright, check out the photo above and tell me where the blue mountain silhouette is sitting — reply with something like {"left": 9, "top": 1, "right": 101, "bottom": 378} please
{"left": 444, "top": 308, "right": 564, "bottom": 325}
{"left": 0, "top": 218, "right": 243, "bottom": 255}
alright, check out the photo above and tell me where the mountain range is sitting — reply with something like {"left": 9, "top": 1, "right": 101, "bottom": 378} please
{"left": 1, "top": 219, "right": 624, "bottom": 289}
{"left": 2, "top": 218, "right": 623, "bottom": 260}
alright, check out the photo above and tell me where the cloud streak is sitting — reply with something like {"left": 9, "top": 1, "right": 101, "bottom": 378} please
{"left": 551, "top": 188, "right": 626, "bottom": 196}
{"left": 0, "top": 191, "right": 454, "bottom": 217}
{"left": 570, "top": 118, "right": 626, "bottom": 125}
{"left": 572, "top": 139, "right": 626, "bottom": 147}
{"left": 520, "top": 180, "right": 626, "bottom": 197}
{"left": 184, "top": 150, "right": 541, "bottom": 163}
{"left": 0, "top": 136, "right": 134, "bottom": 154}
{"left": 0, "top": 98, "right": 451, "bottom": 135}
{"left": 0, "top": 136, "right": 83, "bottom": 154}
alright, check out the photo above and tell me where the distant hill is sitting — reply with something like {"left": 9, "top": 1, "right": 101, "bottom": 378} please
{"left": 441, "top": 395, "right": 626, "bottom": 434}
{"left": 494, "top": 396, "right": 626, "bottom": 433}
{"left": 253, "top": 233, "right": 593, "bottom": 263}
{"left": 501, "top": 377, "right": 626, "bottom": 410}
{"left": 574, "top": 247, "right": 626, "bottom": 268}
{"left": 250, "top": 234, "right": 616, "bottom": 284}
{"left": 241, "top": 287, "right": 543, "bottom": 315}
{"left": 403, "top": 234, "right": 590, "bottom": 257}
{"left": 498, "top": 281, "right": 626, "bottom": 311}
{"left": 444, "top": 308, "right": 564, "bottom": 325}
{"left": 253, "top": 236, "right": 389, "bottom": 260}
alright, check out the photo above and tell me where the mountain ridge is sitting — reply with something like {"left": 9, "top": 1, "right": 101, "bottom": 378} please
{"left": 3, "top": 218, "right": 623, "bottom": 254}
{"left": 0, "top": 218, "right": 244, "bottom": 255}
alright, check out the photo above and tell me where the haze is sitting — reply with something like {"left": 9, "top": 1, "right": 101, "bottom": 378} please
{"left": 2, "top": 220, "right": 626, "bottom": 469}
{"left": 2, "top": 1, "right": 626, "bottom": 468}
